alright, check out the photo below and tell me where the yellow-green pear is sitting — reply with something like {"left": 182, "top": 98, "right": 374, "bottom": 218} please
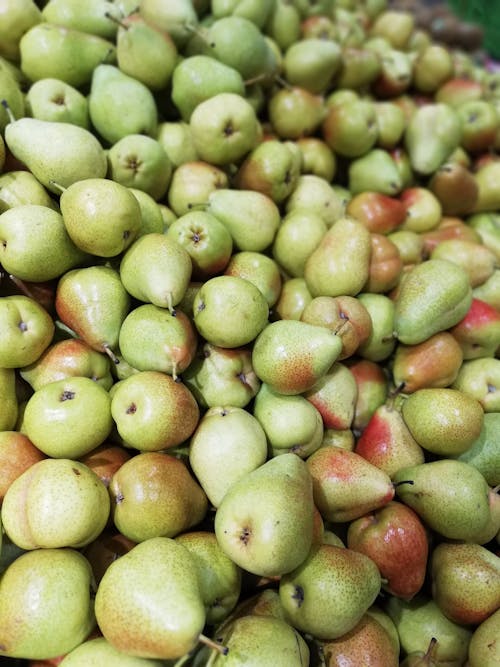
{"left": 0, "top": 368, "right": 18, "bottom": 431}
{"left": 0, "top": 64, "right": 26, "bottom": 133}
{"left": 41, "top": 0, "right": 123, "bottom": 39}
{"left": 0, "top": 170, "right": 57, "bottom": 212}
{"left": 95, "top": 537, "right": 207, "bottom": 660}
{"left": 468, "top": 608, "right": 500, "bottom": 667}
{"left": 0, "top": 548, "right": 96, "bottom": 661}
{"left": 59, "top": 637, "right": 167, "bottom": 666}
{"left": 0, "top": 0, "right": 42, "bottom": 62}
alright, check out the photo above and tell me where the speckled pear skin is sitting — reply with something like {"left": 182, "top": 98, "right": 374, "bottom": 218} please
{"left": 393, "top": 459, "right": 491, "bottom": 541}
{"left": 279, "top": 544, "right": 381, "bottom": 640}
{"left": 467, "top": 608, "right": 500, "bottom": 667}
{"left": 394, "top": 258, "right": 473, "bottom": 345}
{"left": 0, "top": 548, "right": 96, "bottom": 660}
{"left": 95, "top": 537, "right": 206, "bottom": 661}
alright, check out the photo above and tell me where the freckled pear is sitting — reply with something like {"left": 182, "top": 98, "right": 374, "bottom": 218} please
{"left": 251, "top": 319, "right": 343, "bottom": 395}
{"left": 393, "top": 258, "right": 473, "bottom": 345}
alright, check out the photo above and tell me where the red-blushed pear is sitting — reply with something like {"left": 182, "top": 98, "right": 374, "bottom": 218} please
{"left": 346, "top": 191, "right": 407, "bottom": 234}
{"left": 315, "top": 612, "right": 399, "bottom": 667}
{"left": 82, "top": 531, "right": 136, "bottom": 585}
{"left": 300, "top": 14, "right": 337, "bottom": 40}
{"left": 279, "top": 544, "right": 381, "bottom": 640}
{"left": 306, "top": 446, "right": 395, "bottom": 523}
{"left": 167, "top": 160, "right": 227, "bottom": 216}
{"left": 110, "top": 371, "right": 200, "bottom": 453}
{"left": 435, "top": 77, "right": 484, "bottom": 108}
{"left": 371, "top": 49, "right": 413, "bottom": 99}
{"left": 399, "top": 187, "right": 442, "bottom": 234}
{"left": 428, "top": 162, "right": 479, "bottom": 217}
{"left": 214, "top": 453, "right": 315, "bottom": 578}
{"left": 303, "top": 362, "right": 358, "bottom": 431}
{"left": 189, "top": 406, "right": 267, "bottom": 508}
{"left": 252, "top": 320, "right": 342, "bottom": 395}
{"left": 20, "top": 338, "right": 113, "bottom": 392}
{"left": 0, "top": 431, "right": 45, "bottom": 503}
{"left": 224, "top": 251, "right": 282, "bottom": 308}
{"left": 431, "top": 238, "right": 496, "bottom": 288}
{"left": 182, "top": 342, "right": 260, "bottom": 409}
{"left": 268, "top": 85, "right": 326, "bottom": 140}
{"left": 473, "top": 269, "right": 500, "bottom": 311}
{"left": 273, "top": 276, "right": 312, "bottom": 321}
{"left": 253, "top": 382, "right": 323, "bottom": 459}
{"left": 78, "top": 442, "right": 131, "bottom": 489}
{"left": 452, "top": 358, "right": 500, "bottom": 413}
{"left": 272, "top": 209, "right": 328, "bottom": 278}
{"left": 109, "top": 453, "right": 207, "bottom": 543}
{"left": 391, "top": 331, "right": 464, "bottom": 393}
{"left": 363, "top": 233, "right": 403, "bottom": 293}
{"left": 321, "top": 98, "right": 378, "bottom": 158}
{"left": 355, "top": 399, "right": 425, "bottom": 479}
{"left": 430, "top": 542, "right": 500, "bottom": 626}
{"left": 389, "top": 146, "right": 414, "bottom": 189}
{"left": 346, "top": 357, "right": 389, "bottom": 432}
{"left": 347, "top": 501, "right": 429, "bottom": 601}
{"left": 421, "top": 215, "right": 481, "bottom": 256}
{"left": 449, "top": 297, "right": 500, "bottom": 359}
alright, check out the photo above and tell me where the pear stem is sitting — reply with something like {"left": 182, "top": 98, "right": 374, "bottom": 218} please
{"left": 1, "top": 99, "right": 15, "bottom": 123}
{"left": 198, "top": 634, "right": 229, "bottom": 656}
{"left": 103, "top": 343, "right": 120, "bottom": 365}
{"left": 333, "top": 316, "right": 350, "bottom": 336}
{"left": 424, "top": 637, "right": 438, "bottom": 660}
{"left": 393, "top": 479, "right": 415, "bottom": 488}
{"left": 49, "top": 180, "right": 67, "bottom": 194}
{"left": 184, "top": 23, "right": 216, "bottom": 48}
{"left": 104, "top": 11, "right": 129, "bottom": 29}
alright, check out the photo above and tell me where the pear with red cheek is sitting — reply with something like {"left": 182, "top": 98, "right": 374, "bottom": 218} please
{"left": 306, "top": 446, "right": 395, "bottom": 524}
{"left": 78, "top": 442, "right": 131, "bottom": 489}
{"left": 355, "top": 398, "right": 425, "bottom": 480}
{"left": 363, "top": 233, "right": 403, "bottom": 294}
{"left": 391, "top": 332, "right": 464, "bottom": 394}
{"left": 399, "top": 187, "right": 442, "bottom": 234}
{"left": 430, "top": 542, "right": 500, "bottom": 626}
{"left": 303, "top": 362, "right": 358, "bottom": 431}
{"left": 346, "top": 358, "right": 389, "bottom": 433}
{"left": 435, "top": 77, "right": 484, "bottom": 108}
{"left": 268, "top": 86, "right": 326, "bottom": 140}
{"left": 427, "top": 162, "right": 479, "bottom": 217}
{"left": 421, "top": 215, "right": 482, "bottom": 257}
{"left": 0, "top": 431, "right": 45, "bottom": 503}
{"left": 346, "top": 191, "right": 407, "bottom": 234}
{"left": 449, "top": 297, "right": 500, "bottom": 360}
{"left": 347, "top": 501, "right": 429, "bottom": 601}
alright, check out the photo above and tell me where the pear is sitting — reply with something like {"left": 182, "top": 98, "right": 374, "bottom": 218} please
{"left": 356, "top": 292, "right": 396, "bottom": 362}
{"left": 189, "top": 406, "right": 268, "bottom": 508}
{"left": 25, "top": 78, "right": 89, "bottom": 128}
{"left": 95, "top": 537, "right": 207, "bottom": 660}
{"left": 224, "top": 251, "right": 282, "bottom": 308}
{"left": 0, "top": 204, "right": 88, "bottom": 282}
{"left": 458, "top": 412, "right": 500, "bottom": 486}
{"left": 214, "top": 453, "right": 315, "bottom": 577}
{"left": 274, "top": 276, "right": 313, "bottom": 321}
{"left": 20, "top": 23, "right": 116, "bottom": 88}
{"left": 0, "top": 170, "right": 57, "bottom": 212}
{"left": 0, "top": 65, "right": 26, "bottom": 134}
{"left": 0, "top": 295, "right": 55, "bottom": 369}
{"left": 0, "top": 0, "right": 42, "bottom": 62}
{"left": 2, "top": 458, "right": 110, "bottom": 550}
{"left": 41, "top": 0, "right": 122, "bottom": 39}
{"left": 139, "top": 0, "right": 198, "bottom": 48}
{"left": 322, "top": 98, "right": 379, "bottom": 158}
{"left": 253, "top": 382, "right": 324, "bottom": 458}
{"left": 283, "top": 37, "right": 341, "bottom": 94}
{"left": 4, "top": 118, "right": 107, "bottom": 193}
{"left": 109, "top": 452, "right": 207, "bottom": 542}
{"left": 304, "top": 216, "right": 372, "bottom": 298}
{"left": 467, "top": 608, "right": 500, "bottom": 667}
{"left": 212, "top": 0, "right": 276, "bottom": 27}
{"left": 393, "top": 459, "right": 491, "bottom": 541}
{"left": 0, "top": 548, "right": 96, "bottom": 660}
{"left": 285, "top": 174, "right": 346, "bottom": 228}
{"left": 88, "top": 65, "right": 158, "bottom": 145}
{"left": 348, "top": 149, "right": 403, "bottom": 196}
{"left": 265, "top": 0, "right": 301, "bottom": 50}
{"left": 279, "top": 543, "right": 381, "bottom": 640}
{"left": 130, "top": 189, "right": 165, "bottom": 236}
{"left": 59, "top": 637, "right": 167, "bottom": 666}
{"left": 272, "top": 209, "right": 328, "bottom": 278}
{"left": 0, "top": 431, "right": 45, "bottom": 502}
{"left": 452, "top": 357, "right": 500, "bottom": 413}
{"left": 393, "top": 259, "right": 473, "bottom": 345}
{"left": 431, "top": 542, "right": 500, "bottom": 626}
{"left": 251, "top": 319, "right": 342, "bottom": 395}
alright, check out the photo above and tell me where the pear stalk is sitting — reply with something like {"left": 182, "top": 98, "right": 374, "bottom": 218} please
{"left": 198, "top": 633, "right": 229, "bottom": 655}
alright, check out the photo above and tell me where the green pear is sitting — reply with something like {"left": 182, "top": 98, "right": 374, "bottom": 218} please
{"left": 172, "top": 55, "right": 245, "bottom": 121}
{"left": 139, "top": 0, "right": 198, "bottom": 48}
{"left": 59, "top": 177, "right": 141, "bottom": 257}
{"left": 110, "top": 371, "right": 200, "bottom": 452}
{"left": 452, "top": 358, "right": 500, "bottom": 413}
{"left": 0, "top": 65, "right": 26, "bottom": 134}
{"left": 119, "top": 233, "right": 192, "bottom": 313}
{"left": 224, "top": 250, "right": 282, "bottom": 307}
{"left": 0, "top": 548, "right": 95, "bottom": 660}
{"left": 0, "top": 295, "right": 54, "bottom": 368}
{"left": 279, "top": 543, "right": 381, "bottom": 640}
{"left": 273, "top": 276, "right": 313, "bottom": 321}
{"left": 283, "top": 37, "right": 341, "bottom": 94}
{"left": 109, "top": 452, "right": 207, "bottom": 542}
{"left": 473, "top": 162, "right": 500, "bottom": 213}
{"left": 20, "top": 23, "right": 116, "bottom": 88}
{"left": 322, "top": 98, "right": 379, "bottom": 158}
{"left": 285, "top": 174, "right": 346, "bottom": 228}
{"left": 107, "top": 134, "right": 172, "bottom": 202}
{"left": 393, "top": 459, "right": 491, "bottom": 541}
{"left": 207, "top": 188, "right": 281, "bottom": 252}
{"left": 348, "top": 148, "right": 403, "bottom": 196}
{"left": 1, "top": 458, "right": 110, "bottom": 549}
{"left": 168, "top": 160, "right": 228, "bottom": 216}
{"left": 272, "top": 209, "right": 327, "bottom": 278}
{"left": 175, "top": 531, "right": 242, "bottom": 626}
{"left": 214, "top": 453, "right": 315, "bottom": 577}
{"left": 211, "top": 0, "right": 275, "bottom": 27}
{"left": 189, "top": 406, "right": 268, "bottom": 507}
{"left": 458, "top": 411, "right": 500, "bottom": 485}
{"left": 189, "top": 92, "right": 261, "bottom": 166}
{"left": 0, "top": 204, "right": 88, "bottom": 282}
{"left": 304, "top": 216, "right": 372, "bottom": 297}
{"left": 303, "top": 361, "right": 359, "bottom": 430}
{"left": 156, "top": 121, "right": 199, "bottom": 169}
{"left": 0, "top": 368, "right": 18, "bottom": 431}
{"left": 55, "top": 265, "right": 131, "bottom": 359}
{"left": 59, "top": 637, "right": 167, "bottom": 667}
{"left": 394, "top": 259, "right": 473, "bottom": 345}
{"left": 42, "top": 0, "right": 123, "bottom": 39}
{"left": 193, "top": 275, "right": 269, "bottom": 348}
{"left": 4, "top": 118, "right": 107, "bottom": 193}
{"left": 405, "top": 103, "right": 462, "bottom": 175}
{"left": 0, "top": 0, "right": 42, "bottom": 62}
{"left": 95, "top": 537, "right": 206, "bottom": 660}
{"left": 374, "top": 101, "right": 407, "bottom": 149}
{"left": 268, "top": 85, "right": 326, "bottom": 140}
{"left": 253, "top": 383, "right": 323, "bottom": 458}
{"left": 114, "top": 13, "right": 178, "bottom": 91}
{"left": 25, "top": 78, "right": 89, "bottom": 128}
{"left": 118, "top": 304, "right": 197, "bottom": 378}
{"left": 385, "top": 594, "right": 472, "bottom": 666}
{"left": 401, "top": 388, "right": 484, "bottom": 457}
{"left": 0, "top": 171, "right": 57, "bottom": 212}
{"left": 467, "top": 608, "right": 500, "bottom": 667}
{"left": 296, "top": 136, "right": 337, "bottom": 181}
{"left": 89, "top": 64, "right": 158, "bottom": 144}
{"left": 182, "top": 342, "right": 260, "bottom": 409}
{"left": 335, "top": 46, "right": 382, "bottom": 90}
{"left": 128, "top": 188, "right": 165, "bottom": 236}
{"left": 356, "top": 292, "right": 396, "bottom": 362}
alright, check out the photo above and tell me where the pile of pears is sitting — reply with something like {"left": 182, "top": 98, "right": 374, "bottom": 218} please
{"left": 1, "top": 0, "right": 500, "bottom": 665}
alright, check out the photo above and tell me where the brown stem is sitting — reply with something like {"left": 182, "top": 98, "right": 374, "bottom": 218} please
{"left": 198, "top": 633, "right": 228, "bottom": 656}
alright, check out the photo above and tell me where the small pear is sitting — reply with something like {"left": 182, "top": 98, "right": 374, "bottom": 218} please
{"left": 25, "top": 78, "right": 89, "bottom": 128}
{"left": 348, "top": 149, "right": 403, "bottom": 196}
{"left": 0, "top": 295, "right": 55, "bottom": 369}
